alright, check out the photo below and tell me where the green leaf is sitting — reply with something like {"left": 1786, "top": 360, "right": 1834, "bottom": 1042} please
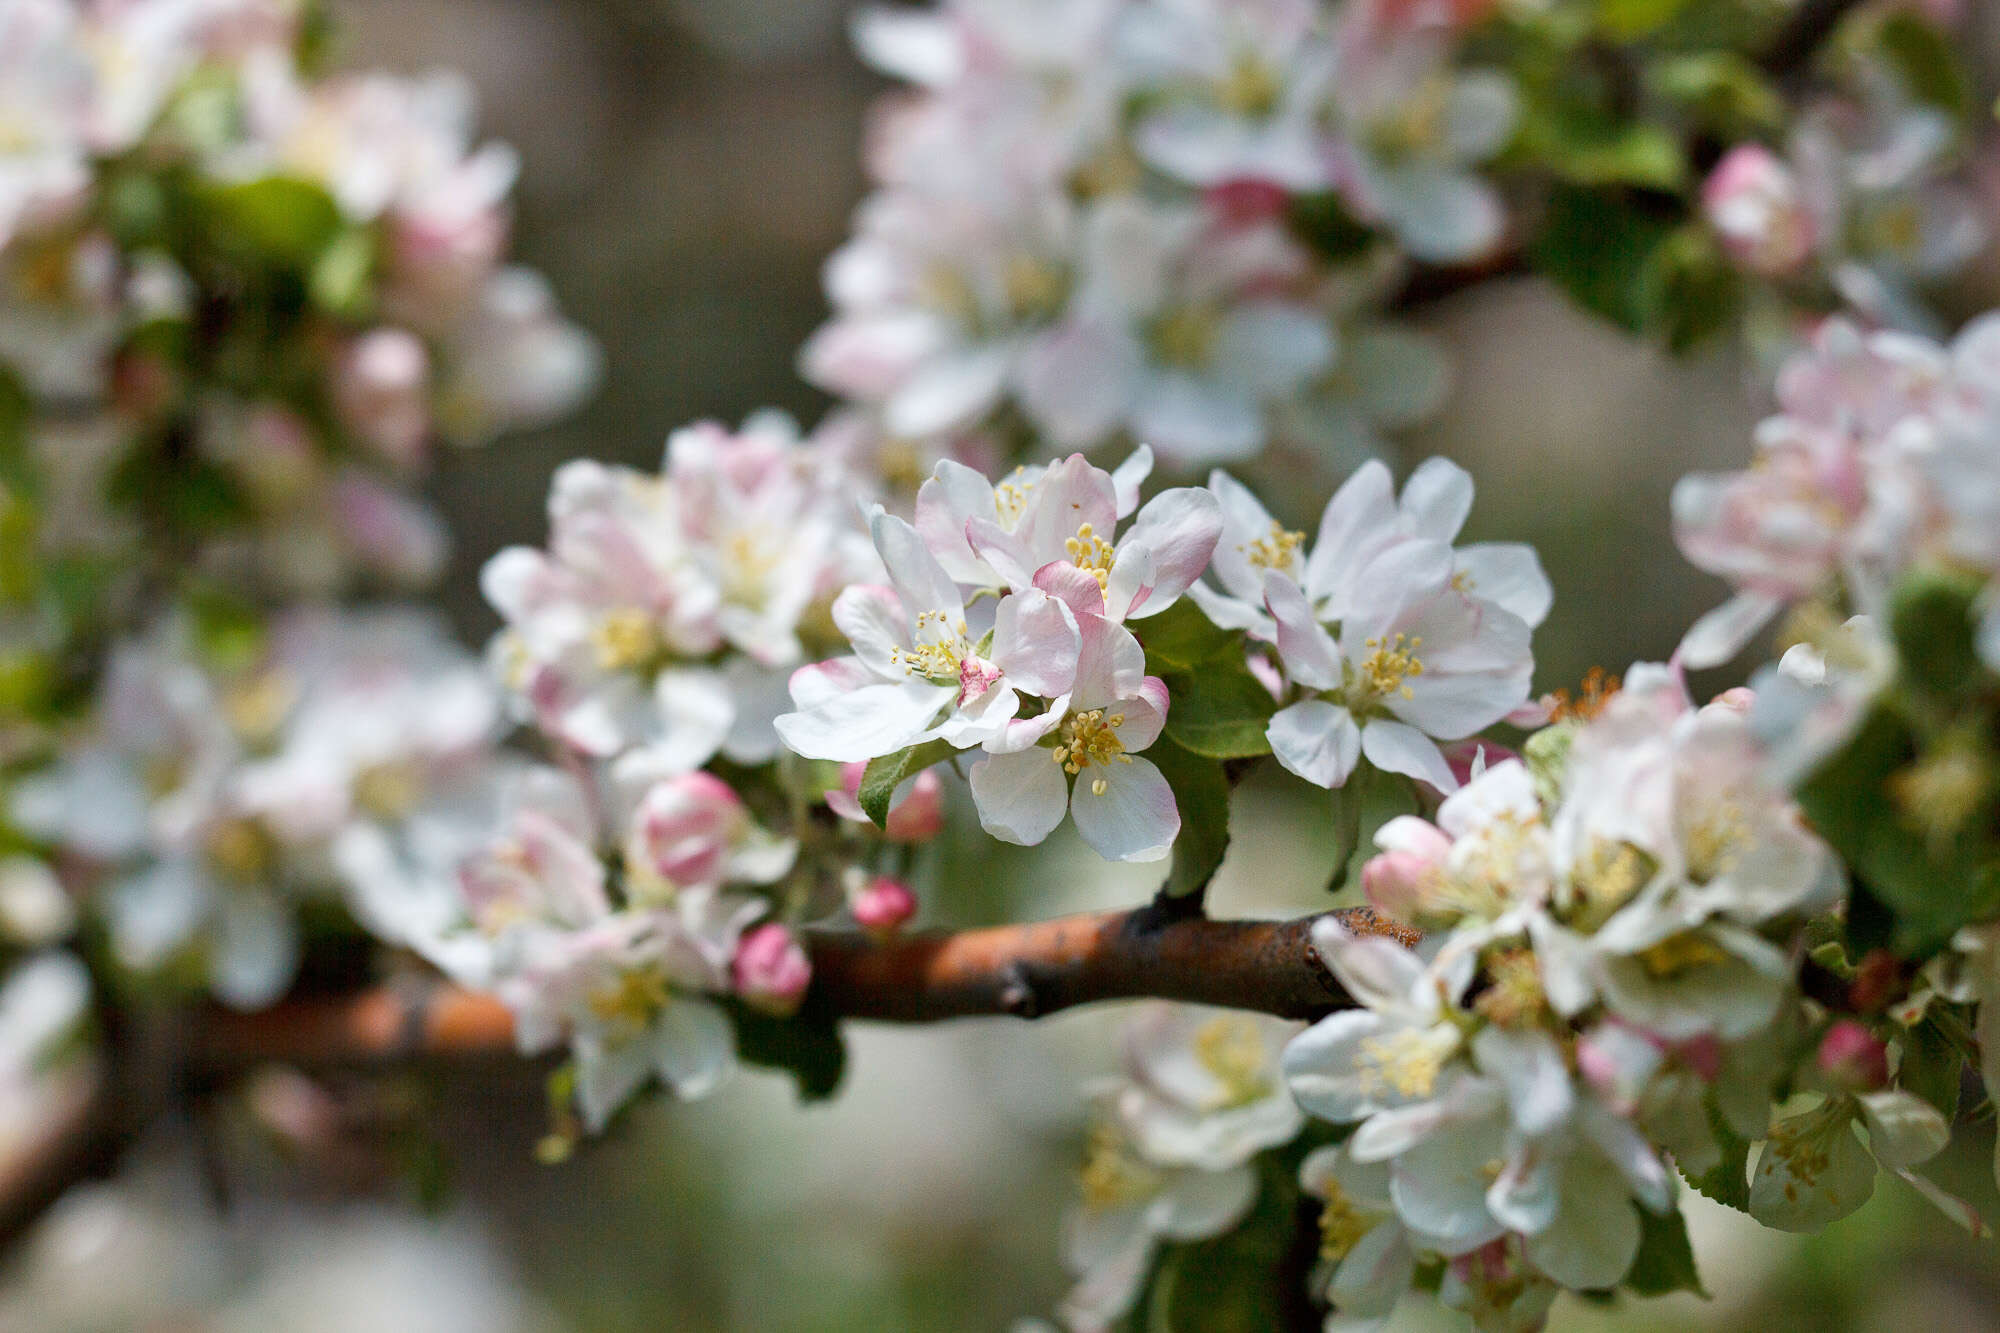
{"left": 1136, "top": 599, "right": 1243, "bottom": 674}
{"left": 1596, "top": 0, "right": 1692, "bottom": 40}
{"left": 1531, "top": 186, "right": 1681, "bottom": 334}
{"left": 1161, "top": 667, "right": 1276, "bottom": 760}
{"left": 1546, "top": 122, "right": 1687, "bottom": 191}
{"left": 1139, "top": 1154, "right": 1302, "bottom": 1332}
{"left": 1287, "top": 190, "right": 1378, "bottom": 263}
{"left": 1876, "top": 13, "right": 1972, "bottom": 119}
{"left": 199, "top": 176, "right": 343, "bottom": 267}
{"left": 726, "top": 994, "right": 847, "bottom": 1103}
{"left": 1328, "top": 763, "right": 1421, "bottom": 896}
{"left": 310, "top": 228, "right": 377, "bottom": 317}
{"left": 1622, "top": 1206, "right": 1706, "bottom": 1298}
{"left": 1797, "top": 705, "right": 2000, "bottom": 957}
{"left": 1149, "top": 737, "right": 1231, "bottom": 898}
{"left": 1646, "top": 53, "right": 1784, "bottom": 134}
{"left": 1888, "top": 567, "right": 1990, "bottom": 706}
{"left": 857, "top": 738, "right": 955, "bottom": 828}
{"left": 1899, "top": 1013, "right": 1965, "bottom": 1119}
{"left": 1683, "top": 1093, "right": 1751, "bottom": 1212}
{"left": 183, "top": 581, "right": 266, "bottom": 671}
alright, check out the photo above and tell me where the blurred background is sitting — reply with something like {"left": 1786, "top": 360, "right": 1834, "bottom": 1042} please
{"left": 2, "top": 1, "right": 1997, "bottom": 1328}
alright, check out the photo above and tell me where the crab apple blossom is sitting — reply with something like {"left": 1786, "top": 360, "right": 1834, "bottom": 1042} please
{"left": 825, "top": 762, "right": 945, "bottom": 841}
{"left": 622, "top": 773, "right": 796, "bottom": 903}
{"left": 732, "top": 923, "right": 813, "bottom": 1017}
{"left": 846, "top": 874, "right": 918, "bottom": 936}
{"left": 1703, "top": 143, "right": 1818, "bottom": 278}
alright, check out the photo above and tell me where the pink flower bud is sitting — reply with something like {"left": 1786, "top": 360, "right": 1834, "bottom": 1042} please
{"left": 1702, "top": 144, "right": 1816, "bottom": 277}
{"left": 1442, "top": 739, "right": 1515, "bottom": 787}
{"left": 333, "top": 328, "right": 431, "bottom": 469}
{"left": 1816, "top": 1020, "right": 1889, "bottom": 1092}
{"left": 826, "top": 762, "right": 944, "bottom": 842}
{"left": 1708, "top": 686, "right": 1756, "bottom": 715}
{"left": 1360, "top": 817, "right": 1451, "bottom": 922}
{"left": 849, "top": 875, "right": 917, "bottom": 937}
{"left": 627, "top": 772, "right": 747, "bottom": 892}
{"left": 733, "top": 923, "right": 811, "bottom": 1016}
{"left": 1205, "top": 179, "right": 1290, "bottom": 224}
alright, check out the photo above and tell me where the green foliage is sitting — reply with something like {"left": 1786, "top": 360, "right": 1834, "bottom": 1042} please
{"left": 1682, "top": 1093, "right": 1751, "bottom": 1211}
{"left": 1162, "top": 670, "right": 1275, "bottom": 760}
{"left": 197, "top": 176, "right": 344, "bottom": 269}
{"left": 726, "top": 994, "right": 848, "bottom": 1103}
{"left": 1130, "top": 1153, "right": 1310, "bottom": 1332}
{"left": 1873, "top": 13, "right": 1972, "bottom": 120}
{"left": 1288, "top": 191, "right": 1379, "bottom": 264}
{"left": 1327, "top": 763, "right": 1422, "bottom": 896}
{"left": 1595, "top": 0, "right": 1693, "bottom": 42}
{"left": 1898, "top": 1012, "right": 1966, "bottom": 1119}
{"left": 1889, "top": 569, "right": 1990, "bottom": 708}
{"left": 1646, "top": 53, "right": 1784, "bottom": 134}
{"left": 857, "top": 738, "right": 956, "bottom": 828}
{"left": 1148, "top": 737, "right": 1231, "bottom": 898}
{"left": 1136, "top": 599, "right": 1243, "bottom": 675}
{"left": 1622, "top": 1206, "right": 1706, "bottom": 1298}
{"left": 1531, "top": 185, "right": 1682, "bottom": 333}
{"left": 183, "top": 581, "right": 267, "bottom": 671}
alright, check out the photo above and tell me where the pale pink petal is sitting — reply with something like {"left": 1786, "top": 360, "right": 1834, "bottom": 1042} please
{"left": 773, "top": 678, "right": 949, "bottom": 762}
{"left": 1305, "top": 460, "right": 1396, "bottom": 608}
{"left": 969, "top": 747, "right": 1070, "bottom": 846}
{"left": 1072, "top": 614, "right": 1148, "bottom": 712}
{"left": 1361, "top": 719, "right": 1459, "bottom": 793}
{"left": 872, "top": 511, "right": 963, "bottom": 620}
{"left": 989, "top": 589, "right": 1080, "bottom": 698}
{"left": 914, "top": 460, "right": 1002, "bottom": 584}
{"left": 965, "top": 516, "right": 1040, "bottom": 590}
{"left": 1265, "top": 573, "right": 1342, "bottom": 690}
{"left": 1398, "top": 457, "right": 1474, "bottom": 543}
{"left": 1111, "top": 446, "right": 1155, "bottom": 518}
{"left": 1108, "top": 486, "right": 1223, "bottom": 621}
{"left": 1268, "top": 699, "right": 1361, "bottom": 788}
{"left": 831, "top": 584, "right": 910, "bottom": 676}
{"left": 1033, "top": 560, "right": 1109, "bottom": 617}
{"left": 1678, "top": 591, "right": 1784, "bottom": 670}
{"left": 1070, "top": 755, "right": 1178, "bottom": 862}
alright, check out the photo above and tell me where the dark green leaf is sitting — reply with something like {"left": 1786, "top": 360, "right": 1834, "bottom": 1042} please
{"left": 1683, "top": 1093, "right": 1751, "bottom": 1211}
{"left": 726, "top": 994, "right": 847, "bottom": 1103}
{"left": 1888, "top": 567, "right": 1990, "bottom": 706}
{"left": 1646, "top": 53, "right": 1784, "bottom": 134}
{"left": 1288, "top": 191, "right": 1378, "bottom": 263}
{"left": 1876, "top": 13, "right": 1972, "bottom": 118}
{"left": 1547, "top": 123, "right": 1687, "bottom": 190}
{"left": 1899, "top": 1013, "right": 1966, "bottom": 1119}
{"left": 1140, "top": 1154, "right": 1303, "bottom": 1332}
{"left": 1596, "top": 0, "right": 1693, "bottom": 40}
{"left": 1622, "top": 1206, "right": 1706, "bottom": 1297}
{"left": 1149, "top": 737, "right": 1231, "bottom": 898}
{"left": 1161, "top": 667, "right": 1276, "bottom": 760}
{"left": 1136, "top": 599, "right": 1243, "bottom": 674}
{"left": 857, "top": 738, "right": 955, "bottom": 828}
{"left": 1328, "top": 763, "right": 1421, "bottom": 896}
{"left": 1531, "top": 186, "right": 1681, "bottom": 334}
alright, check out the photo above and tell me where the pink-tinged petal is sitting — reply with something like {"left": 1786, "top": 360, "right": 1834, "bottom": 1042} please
{"left": 883, "top": 343, "right": 1011, "bottom": 438}
{"left": 1341, "top": 540, "right": 1455, "bottom": 637}
{"left": 989, "top": 589, "right": 1080, "bottom": 698}
{"left": 1677, "top": 592, "right": 1784, "bottom": 670}
{"left": 1206, "top": 469, "right": 1289, "bottom": 601}
{"left": 1070, "top": 755, "right": 1178, "bottom": 862}
{"left": 831, "top": 584, "right": 911, "bottom": 676}
{"left": 786, "top": 656, "right": 876, "bottom": 709}
{"left": 969, "top": 747, "right": 1070, "bottom": 846}
{"left": 1305, "top": 460, "right": 1396, "bottom": 608}
{"left": 1361, "top": 719, "right": 1459, "bottom": 793}
{"left": 1184, "top": 582, "right": 1271, "bottom": 635}
{"left": 1108, "top": 487, "right": 1223, "bottom": 621}
{"left": 965, "top": 516, "right": 1039, "bottom": 590}
{"left": 1034, "top": 560, "right": 1109, "bottom": 617}
{"left": 1111, "top": 446, "right": 1155, "bottom": 518}
{"left": 871, "top": 511, "right": 963, "bottom": 620}
{"left": 773, "top": 678, "right": 949, "bottom": 762}
{"left": 1265, "top": 573, "right": 1341, "bottom": 690}
{"left": 1268, "top": 699, "right": 1361, "bottom": 789}
{"left": 1112, "top": 693, "right": 1168, "bottom": 754}
{"left": 1021, "top": 453, "right": 1118, "bottom": 568}
{"left": 1070, "top": 613, "right": 1149, "bottom": 712}
{"left": 1399, "top": 457, "right": 1474, "bottom": 543}
{"left": 480, "top": 547, "right": 553, "bottom": 622}
{"left": 914, "top": 460, "right": 1002, "bottom": 585}
{"left": 1454, "top": 543, "right": 1553, "bottom": 628}
{"left": 1015, "top": 318, "right": 1140, "bottom": 450}
{"left": 986, "top": 693, "right": 1071, "bottom": 754}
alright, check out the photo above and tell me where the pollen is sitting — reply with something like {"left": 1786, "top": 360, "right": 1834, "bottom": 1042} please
{"left": 1317, "top": 1181, "right": 1373, "bottom": 1264}
{"left": 1219, "top": 50, "right": 1281, "bottom": 118}
{"left": 994, "top": 469, "right": 1034, "bottom": 524}
{"left": 1356, "top": 1028, "right": 1451, "bottom": 1099}
{"left": 223, "top": 670, "right": 297, "bottom": 747}
{"left": 1357, "top": 633, "right": 1424, "bottom": 701}
{"left": 1474, "top": 949, "right": 1548, "bottom": 1029}
{"left": 1890, "top": 745, "right": 1991, "bottom": 848}
{"left": 1064, "top": 523, "right": 1116, "bottom": 590}
{"left": 205, "top": 817, "right": 274, "bottom": 883}
{"left": 1078, "top": 1121, "right": 1162, "bottom": 1212}
{"left": 889, "top": 610, "right": 972, "bottom": 681}
{"left": 1547, "top": 667, "right": 1621, "bottom": 723}
{"left": 592, "top": 608, "right": 659, "bottom": 672}
{"left": 1240, "top": 521, "right": 1304, "bottom": 573}
{"left": 1635, "top": 931, "right": 1729, "bottom": 979}
{"left": 1563, "top": 839, "right": 1654, "bottom": 933}
{"left": 587, "top": 965, "right": 671, "bottom": 1037}
{"left": 1193, "top": 1016, "right": 1273, "bottom": 1108}
{"left": 1052, "top": 708, "right": 1131, "bottom": 776}
{"left": 355, "top": 759, "right": 424, "bottom": 819}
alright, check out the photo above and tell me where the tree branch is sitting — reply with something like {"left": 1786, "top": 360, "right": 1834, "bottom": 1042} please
{"left": 191, "top": 905, "right": 1412, "bottom": 1068}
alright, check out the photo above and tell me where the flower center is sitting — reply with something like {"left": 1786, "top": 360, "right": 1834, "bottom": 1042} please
{"left": 1064, "top": 523, "right": 1115, "bottom": 591}
{"left": 593, "top": 608, "right": 659, "bottom": 672}
{"left": 1317, "top": 1181, "right": 1374, "bottom": 1264}
{"left": 1003, "top": 253, "right": 1068, "bottom": 323}
{"left": 720, "top": 526, "right": 781, "bottom": 606}
{"left": 1052, "top": 709, "right": 1131, "bottom": 795}
{"left": 1682, "top": 799, "right": 1748, "bottom": 883}
{"left": 206, "top": 817, "right": 275, "bottom": 883}
{"left": 355, "top": 759, "right": 424, "bottom": 818}
{"left": 1356, "top": 1027, "right": 1453, "bottom": 1099}
{"left": 994, "top": 469, "right": 1034, "bottom": 525}
{"left": 890, "top": 610, "right": 974, "bottom": 684}
{"left": 1351, "top": 633, "right": 1424, "bottom": 704}
{"left": 1078, "top": 1121, "right": 1163, "bottom": 1212}
{"left": 1473, "top": 948, "right": 1548, "bottom": 1028}
{"left": 1635, "top": 931, "right": 1730, "bottom": 979}
{"left": 587, "top": 965, "right": 671, "bottom": 1038}
{"left": 1241, "top": 521, "right": 1304, "bottom": 573}
{"left": 223, "top": 670, "right": 296, "bottom": 746}
{"left": 1563, "top": 839, "right": 1654, "bottom": 933}
{"left": 1150, "top": 304, "right": 1220, "bottom": 369}
{"left": 1193, "top": 1016, "right": 1273, "bottom": 1108}
{"left": 1219, "top": 50, "right": 1281, "bottom": 118}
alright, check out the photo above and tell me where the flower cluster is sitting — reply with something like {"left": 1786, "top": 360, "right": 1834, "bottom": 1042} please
{"left": 1196, "top": 456, "right": 1549, "bottom": 792}
{"left": 777, "top": 447, "right": 1222, "bottom": 861}
{"left": 1274, "top": 663, "right": 1978, "bottom": 1329}
{"left": 1675, "top": 313, "right": 2000, "bottom": 677}
{"left": 0, "top": 0, "right": 596, "bottom": 606}
{"left": 13, "top": 608, "right": 499, "bottom": 1008}
{"left": 802, "top": 0, "right": 1496, "bottom": 471}
{"left": 1057, "top": 1002, "right": 1301, "bottom": 1331}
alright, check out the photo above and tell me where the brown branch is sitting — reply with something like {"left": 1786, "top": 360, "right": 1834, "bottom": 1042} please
{"left": 192, "top": 905, "right": 1412, "bottom": 1068}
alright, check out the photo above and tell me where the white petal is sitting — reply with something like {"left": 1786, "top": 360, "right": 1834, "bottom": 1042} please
{"left": 773, "top": 679, "right": 949, "bottom": 762}
{"left": 1268, "top": 699, "right": 1361, "bottom": 788}
{"left": 1360, "top": 719, "right": 1459, "bottom": 793}
{"left": 1070, "top": 756, "right": 1178, "bottom": 862}
{"left": 1678, "top": 592, "right": 1784, "bottom": 670}
{"left": 969, "top": 747, "right": 1070, "bottom": 846}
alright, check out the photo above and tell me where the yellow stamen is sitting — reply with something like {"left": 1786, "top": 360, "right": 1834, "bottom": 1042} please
{"left": 1078, "top": 1121, "right": 1162, "bottom": 1212}
{"left": 1064, "top": 523, "right": 1116, "bottom": 591}
{"left": 1355, "top": 1028, "right": 1451, "bottom": 1099}
{"left": 1052, "top": 709, "right": 1132, "bottom": 775}
{"left": 206, "top": 817, "right": 274, "bottom": 883}
{"left": 354, "top": 760, "right": 424, "bottom": 819}
{"left": 1635, "top": 931, "right": 1729, "bottom": 979}
{"left": 1563, "top": 839, "right": 1654, "bottom": 933}
{"left": 586, "top": 965, "right": 671, "bottom": 1037}
{"left": 1318, "top": 1180, "right": 1374, "bottom": 1264}
{"left": 1240, "top": 521, "right": 1304, "bottom": 573}
{"left": 592, "top": 608, "right": 659, "bottom": 672}
{"left": 1356, "top": 633, "right": 1424, "bottom": 702}
{"left": 1193, "top": 1016, "right": 1274, "bottom": 1108}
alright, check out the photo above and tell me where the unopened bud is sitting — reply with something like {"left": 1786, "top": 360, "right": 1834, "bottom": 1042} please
{"left": 1816, "top": 1020, "right": 1889, "bottom": 1092}
{"left": 733, "top": 923, "right": 811, "bottom": 1016}
{"left": 1360, "top": 817, "right": 1451, "bottom": 923}
{"left": 849, "top": 875, "right": 917, "bottom": 937}
{"left": 1702, "top": 144, "right": 1815, "bottom": 277}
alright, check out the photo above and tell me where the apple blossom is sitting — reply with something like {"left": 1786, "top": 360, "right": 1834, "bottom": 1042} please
{"left": 733, "top": 923, "right": 812, "bottom": 1017}
{"left": 1703, "top": 143, "right": 1817, "bottom": 278}
{"left": 825, "top": 762, "right": 945, "bottom": 841}
{"left": 847, "top": 875, "right": 918, "bottom": 936}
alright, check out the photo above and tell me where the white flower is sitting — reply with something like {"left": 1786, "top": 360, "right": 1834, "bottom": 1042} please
{"left": 969, "top": 612, "right": 1177, "bottom": 861}
{"left": 775, "top": 510, "right": 1080, "bottom": 763}
{"left": 1299, "top": 1143, "right": 1424, "bottom": 1333}
{"left": 1106, "top": 1003, "right": 1303, "bottom": 1170}
{"left": 1749, "top": 1089, "right": 1949, "bottom": 1232}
